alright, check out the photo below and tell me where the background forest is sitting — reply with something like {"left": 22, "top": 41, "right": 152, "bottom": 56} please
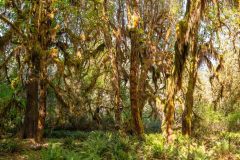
{"left": 0, "top": 0, "right": 240, "bottom": 159}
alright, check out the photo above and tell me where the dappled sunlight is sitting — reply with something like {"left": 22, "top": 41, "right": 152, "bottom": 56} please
{"left": 0, "top": 0, "right": 239, "bottom": 159}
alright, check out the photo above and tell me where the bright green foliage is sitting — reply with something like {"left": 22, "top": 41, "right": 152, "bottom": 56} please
{"left": 143, "top": 132, "right": 240, "bottom": 160}
{"left": 40, "top": 131, "right": 138, "bottom": 160}
{"left": 1, "top": 131, "right": 240, "bottom": 159}
{"left": 144, "top": 134, "right": 202, "bottom": 159}
{"left": 0, "top": 83, "right": 14, "bottom": 104}
{"left": 0, "top": 0, "right": 239, "bottom": 159}
{"left": 77, "top": 131, "right": 137, "bottom": 160}
{"left": 228, "top": 111, "right": 240, "bottom": 131}
{"left": 41, "top": 144, "right": 79, "bottom": 160}
{"left": 0, "top": 83, "right": 24, "bottom": 133}
{"left": 193, "top": 103, "right": 227, "bottom": 138}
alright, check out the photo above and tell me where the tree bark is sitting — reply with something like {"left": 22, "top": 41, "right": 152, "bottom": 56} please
{"left": 113, "top": 44, "right": 122, "bottom": 129}
{"left": 164, "top": 0, "right": 205, "bottom": 142}
{"left": 35, "top": 61, "right": 47, "bottom": 142}
{"left": 182, "top": 56, "right": 197, "bottom": 136}
{"left": 128, "top": 0, "right": 145, "bottom": 139}
{"left": 138, "top": 50, "right": 152, "bottom": 117}
{"left": 22, "top": 55, "right": 39, "bottom": 139}
{"left": 163, "top": 76, "right": 176, "bottom": 142}
{"left": 23, "top": 0, "right": 52, "bottom": 142}
{"left": 34, "top": 0, "right": 53, "bottom": 142}
{"left": 102, "top": 0, "right": 122, "bottom": 129}
{"left": 129, "top": 31, "right": 144, "bottom": 139}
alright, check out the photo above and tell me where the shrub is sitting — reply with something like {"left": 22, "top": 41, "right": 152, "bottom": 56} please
{"left": 228, "top": 111, "right": 240, "bottom": 132}
{"left": 144, "top": 134, "right": 167, "bottom": 159}
{"left": 217, "top": 132, "right": 240, "bottom": 155}
{"left": 193, "top": 103, "right": 227, "bottom": 138}
{"left": 41, "top": 144, "right": 64, "bottom": 160}
{"left": 62, "top": 137, "right": 75, "bottom": 149}
{"left": 78, "top": 131, "right": 137, "bottom": 160}
{"left": 214, "top": 140, "right": 230, "bottom": 155}
{"left": 42, "top": 131, "right": 137, "bottom": 160}
{"left": 0, "top": 139, "right": 21, "bottom": 153}
{"left": 41, "top": 144, "right": 79, "bottom": 160}
{"left": 144, "top": 133, "right": 212, "bottom": 160}
{"left": 46, "top": 130, "right": 89, "bottom": 140}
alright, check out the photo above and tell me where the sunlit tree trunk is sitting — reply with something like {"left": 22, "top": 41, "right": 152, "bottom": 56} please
{"left": 163, "top": 75, "right": 176, "bottom": 142}
{"left": 35, "top": 0, "right": 57, "bottom": 142}
{"left": 110, "top": 47, "right": 122, "bottom": 129}
{"left": 130, "top": 32, "right": 144, "bottom": 138}
{"left": 164, "top": 0, "right": 205, "bottom": 142}
{"left": 139, "top": 50, "right": 152, "bottom": 117}
{"left": 128, "top": 0, "right": 145, "bottom": 139}
{"left": 102, "top": 0, "right": 122, "bottom": 129}
{"left": 34, "top": 0, "right": 52, "bottom": 142}
{"left": 182, "top": 56, "right": 197, "bottom": 136}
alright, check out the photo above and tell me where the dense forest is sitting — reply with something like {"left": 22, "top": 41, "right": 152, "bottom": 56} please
{"left": 0, "top": 0, "right": 240, "bottom": 159}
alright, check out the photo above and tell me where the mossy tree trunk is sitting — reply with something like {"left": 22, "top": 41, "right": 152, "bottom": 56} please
{"left": 22, "top": 0, "right": 53, "bottom": 142}
{"left": 182, "top": 55, "right": 198, "bottom": 136}
{"left": 35, "top": 0, "right": 54, "bottom": 142}
{"left": 113, "top": 40, "right": 122, "bottom": 129}
{"left": 128, "top": 0, "right": 145, "bottom": 139}
{"left": 138, "top": 50, "right": 152, "bottom": 117}
{"left": 163, "top": 75, "right": 176, "bottom": 142}
{"left": 36, "top": 60, "right": 47, "bottom": 142}
{"left": 22, "top": 55, "right": 39, "bottom": 138}
{"left": 164, "top": 0, "right": 205, "bottom": 142}
{"left": 129, "top": 32, "right": 144, "bottom": 138}
{"left": 102, "top": 0, "right": 122, "bottom": 129}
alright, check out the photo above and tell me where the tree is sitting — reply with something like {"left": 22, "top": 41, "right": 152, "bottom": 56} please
{"left": 128, "top": 0, "right": 145, "bottom": 139}
{"left": 164, "top": 0, "right": 206, "bottom": 141}
{"left": 102, "top": 0, "right": 122, "bottom": 129}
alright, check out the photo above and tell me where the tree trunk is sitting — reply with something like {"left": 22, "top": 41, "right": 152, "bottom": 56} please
{"left": 35, "top": 62, "right": 47, "bottom": 143}
{"left": 34, "top": 0, "right": 53, "bottom": 142}
{"left": 113, "top": 44, "right": 122, "bottom": 129}
{"left": 129, "top": 31, "right": 144, "bottom": 139}
{"left": 138, "top": 50, "right": 152, "bottom": 117}
{"left": 102, "top": 32, "right": 122, "bottom": 129}
{"left": 164, "top": 0, "right": 205, "bottom": 142}
{"left": 22, "top": 58, "right": 39, "bottom": 138}
{"left": 102, "top": 0, "right": 122, "bottom": 129}
{"left": 109, "top": 47, "right": 121, "bottom": 129}
{"left": 163, "top": 77, "right": 176, "bottom": 142}
{"left": 127, "top": 0, "right": 145, "bottom": 139}
{"left": 182, "top": 56, "right": 197, "bottom": 136}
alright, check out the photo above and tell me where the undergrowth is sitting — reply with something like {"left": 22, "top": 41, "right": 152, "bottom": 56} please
{"left": 1, "top": 131, "right": 239, "bottom": 160}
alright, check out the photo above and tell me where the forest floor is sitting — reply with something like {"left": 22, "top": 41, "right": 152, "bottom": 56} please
{"left": 0, "top": 130, "right": 239, "bottom": 160}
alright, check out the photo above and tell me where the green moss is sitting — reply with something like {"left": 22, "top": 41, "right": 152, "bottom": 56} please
{"left": 176, "top": 19, "right": 188, "bottom": 37}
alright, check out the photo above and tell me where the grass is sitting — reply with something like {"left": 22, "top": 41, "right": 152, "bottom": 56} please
{"left": 0, "top": 130, "right": 239, "bottom": 160}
